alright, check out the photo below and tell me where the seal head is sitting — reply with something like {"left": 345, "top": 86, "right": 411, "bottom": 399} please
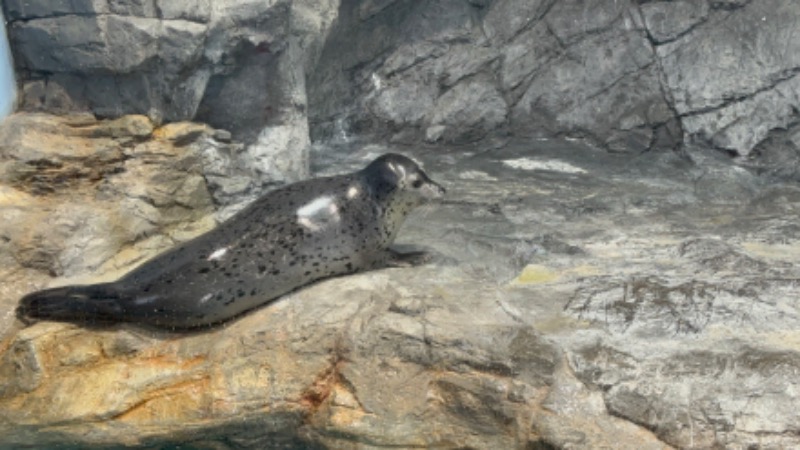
{"left": 363, "top": 153, "right": 445, "bottom": 201}
{"left": 361, "top": 154, "right": 445, "bottom": 242}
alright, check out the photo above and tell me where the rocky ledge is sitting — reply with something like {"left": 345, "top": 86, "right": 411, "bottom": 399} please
{"left": 3, "top": 114, "right": 800, "bottom": 448}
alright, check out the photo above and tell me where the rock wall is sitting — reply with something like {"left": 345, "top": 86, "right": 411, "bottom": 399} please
{"left": 310, "top": 0, "right": 800, "bottom": 158}
{"left": 4, "top": 0, "right": 798, "bottom": 160}
{"left": 3, "top": 0, "right": 340, "bottom": 183}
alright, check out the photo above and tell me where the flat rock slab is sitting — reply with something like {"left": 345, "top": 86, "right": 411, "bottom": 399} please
{"left": 2, "top": 139, "right": 800, "bottom": 448}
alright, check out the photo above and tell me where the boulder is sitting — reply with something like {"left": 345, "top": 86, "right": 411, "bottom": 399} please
{"left": 428, "top": 78, "right": 507, "bottom": 143}
{"left": 308, "top": 0, "right": 680, "bottom": 152}
{"left": 0, "top": 112, "right": 249, "bottom": 336}
{"left": 3, "top": 0, "right": 339, "bottom": 183}
{"left": 3, "top": 0, "right": 800, "bottom": 447}
{"left": 655, "top": 0, "right": 800, "bottom": 156}
{"left": 3, "top": 140, "right": 800, "bottom": 448}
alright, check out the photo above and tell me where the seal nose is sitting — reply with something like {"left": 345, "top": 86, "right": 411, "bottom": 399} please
{"left": 423, "top": 179, "right": 446, "bottom": 199}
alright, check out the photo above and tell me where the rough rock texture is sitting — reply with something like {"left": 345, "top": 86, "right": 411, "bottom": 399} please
{"left": 3, "top": 1, "right": 800, "bottom": 447}
{"left": 0, "top": 112, "right": 253, "bottom": 337}
{"left": 308, "top": 0, "right": 674, "bottom": 151}
{"left": 308, "top": 0, "right": 800, "bottom": 160}
{"left": 3, "top": 0, "right": 340, "bottom": 183}
{"left": 4, "top": 126, "right": 800, "bottom": 447}
{"left": 4, "top": 0, "right": 800, "bottom": 166}
{"left": 652, "top": 0, "right": 800, "bottom": 155}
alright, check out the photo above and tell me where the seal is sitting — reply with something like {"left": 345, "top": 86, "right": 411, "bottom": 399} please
{"left": 17, "top": 153, "right": 445, "bottom": 329}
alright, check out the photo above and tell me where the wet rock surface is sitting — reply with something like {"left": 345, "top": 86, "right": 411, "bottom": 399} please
{"left": 2, "top": 133, "right": 800, "bottom": 448}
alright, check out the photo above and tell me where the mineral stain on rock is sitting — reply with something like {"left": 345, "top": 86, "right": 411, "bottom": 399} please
{"left": 512, "top": 264, "right": 560, "bottom": 285}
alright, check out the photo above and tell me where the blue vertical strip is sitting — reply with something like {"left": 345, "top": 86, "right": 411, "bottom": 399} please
{"left": 0, "top": 10, "right": 16, "bottom": 118}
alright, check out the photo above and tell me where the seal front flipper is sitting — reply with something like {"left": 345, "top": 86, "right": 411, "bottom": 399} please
{"left": 17, "top": 283, "right": 127, "bottom": 325}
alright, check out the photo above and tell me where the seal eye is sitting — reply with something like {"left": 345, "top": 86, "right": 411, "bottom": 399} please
{"left": 412, "top": 179, "right": 423, "bottom": 189}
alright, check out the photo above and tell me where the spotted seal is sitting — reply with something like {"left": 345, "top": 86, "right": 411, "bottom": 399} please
{"left": 17, "top": 153, "right": 445, "bottom": 329}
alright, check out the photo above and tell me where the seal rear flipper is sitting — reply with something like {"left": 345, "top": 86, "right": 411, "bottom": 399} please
{"left": 17, "top": 283, "right": 127, "bottom": 325}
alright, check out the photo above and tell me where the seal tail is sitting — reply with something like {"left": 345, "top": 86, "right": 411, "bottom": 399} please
{"left": 17, "top": 283, "right": 127, "bottom": 325}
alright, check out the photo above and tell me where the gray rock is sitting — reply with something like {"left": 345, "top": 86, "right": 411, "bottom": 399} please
{"left": 107, "top": 0, "right": 158, "bottom": 17}
{"left": 379, "top": 41, "right": 448, "bottom": 78}
{"left": 212, "top": 129, "right": 232, "bottom": 142}
{"left": 545, "top": 0, "right": 636, "bottom": 44}
{"left": 11, "top": 16, "right": 106, "bottom": 73}
{"left": 308, "top": 0, "right": 488, "bottom": 144}
{"left": 102, "top": 16, "right": 162, "bottom": 72}
{"left": 6, "top": 139, "right": 800, "bottom": 448}
{"left": 656, "top": 0, "right": 800, "bottom": 142}
{"left": 434, "top": 43, "right": 498, "bottom": 88}
{"left": 244, "top": 111, "right": 311, "bottom": 183}
{"left": 368, "top": 77, "right": 438, "bottom": 127}
{"left": 640, "top": 1, "right": 709, "bottom": 43}
{"left": 5, "top": 0, "right": 337, "bottom": 186}
{"left": 155, "top": 0, "right": 211, "bottom": 22}
{"left": 7, "top": 0, "right": 800, "bottom": 164}
{"left": 309, "top": 0, "right": 683, "bottom": 152}
{"left": 18, "top": 79, "right": 76, "bottom": 113}
{"left": 424, "top": 124, "right": 446, "bottom": 142}
{"left": 498, "top": 20, "right": 561, "bottom": 93}
{"left": 682, "top": 75, "right": 800, "bottom": 155}
{"left": 429, "top": 79, "right": 507, "bottom": 143}
{"left": 155, "top": 20, "right": 208, "bottom": 71}
{"left": 482, "top": 0, "right": 552, "bottom": 44}
{"left": 513, "top": 28, "right": 669, "bottom": 150}
{"left": 2, "top": 0, "right": 108, "bottom": 20}
{"left": 744, "top": 122, "right": 800, "bottom": 182}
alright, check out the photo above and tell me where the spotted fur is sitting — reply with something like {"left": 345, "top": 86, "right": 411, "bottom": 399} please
{"left": 17, "top": 154, "right": 445, "bottom": 328}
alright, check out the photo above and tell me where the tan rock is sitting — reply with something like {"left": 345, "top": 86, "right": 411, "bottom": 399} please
{"left": 0, "top": 112, "right": 220, "bottom": 319}
{"left": 11, "top": 132, "right": 795, "bottom": 449}
{"left": 153, "top": 121, "right": 212, "bottom": 146}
